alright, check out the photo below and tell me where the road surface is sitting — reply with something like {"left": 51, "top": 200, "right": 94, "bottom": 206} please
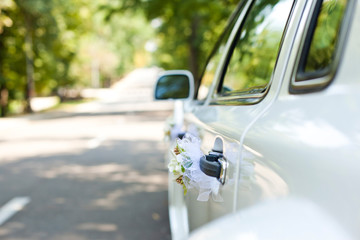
{"left": 0, "top": 68, "right": 173, "bottom": 240}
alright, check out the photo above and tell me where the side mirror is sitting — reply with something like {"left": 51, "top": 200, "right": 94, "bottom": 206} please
{"left": 154, "top": 70, "right": 194, "bottom": 101}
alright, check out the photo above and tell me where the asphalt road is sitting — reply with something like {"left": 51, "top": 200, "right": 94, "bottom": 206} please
{"left": 0, "top": 69, "right": 173, "bottom": 240}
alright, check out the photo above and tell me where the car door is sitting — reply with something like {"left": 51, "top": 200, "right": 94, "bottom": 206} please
{"left": 181, "top": 0, "right": 297, "bottom": 232}
{"left": 237, "top": 0, "right": 360, "bottom": 238}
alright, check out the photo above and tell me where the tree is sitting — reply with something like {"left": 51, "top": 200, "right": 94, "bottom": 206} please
{"left": 103, "top": 0, "right": 238, "bottom": 88}
{"left": 0, "top": 0, "right": 15, "bottom": 116}
{"left": 0, "top": 0, "right": 92, "bottom": 116}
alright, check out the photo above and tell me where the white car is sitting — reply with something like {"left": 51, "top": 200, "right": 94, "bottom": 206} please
{"left": 154, "top": 0, "right": 360, "bottom": 239}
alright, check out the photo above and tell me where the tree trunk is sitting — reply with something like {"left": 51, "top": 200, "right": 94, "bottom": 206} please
{"left": 24, "top": 12, "right": 34, "bottom": 113}
{"left": 0, "top": 86, "right": 8, "bottom": 117}
{"left": 0, "top": 38, "right": 8, "bottom": 117}
{"left": 189, "top": 15, "right": 200, "bottom": 92}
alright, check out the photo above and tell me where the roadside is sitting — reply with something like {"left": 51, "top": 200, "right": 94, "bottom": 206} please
{"left": 28, "top": 67, "right": 174, "bottom": 114}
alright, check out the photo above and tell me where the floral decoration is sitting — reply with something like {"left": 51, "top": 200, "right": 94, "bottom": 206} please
{"left": 168, "top": 133, "right": 222, "bottom": 202}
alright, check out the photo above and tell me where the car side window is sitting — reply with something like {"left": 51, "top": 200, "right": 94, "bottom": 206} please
{"left": 218, "top": 0, "right": 293, "bottom": 103}
{"left": 197, "top": 33, "right": 229, "bottom": 101}
{"left": 197, "top": 3, "right": 246, "bottom": 101}
{"left": 291, "top": 0, "right": 349, "bottom": 93}
{"left": 301, "top": 0, "right": 347, "bottom": 74}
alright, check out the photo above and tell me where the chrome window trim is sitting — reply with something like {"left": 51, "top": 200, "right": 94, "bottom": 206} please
{"left": 212, "top": 88, "right": 270, "bottom": 105}
{"left": 289, "top": 0, "right": 355, "bottom": 94}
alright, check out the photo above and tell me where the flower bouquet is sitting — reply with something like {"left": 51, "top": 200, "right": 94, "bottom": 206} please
{"left": 168, "top": 133, "right": 222, "bottom": 202}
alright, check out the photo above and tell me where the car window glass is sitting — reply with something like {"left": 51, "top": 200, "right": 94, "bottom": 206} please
{"left": 197, "top": 4, "right": 245, "bottom": 101}
{"left": 155, "top": 75, "right": 190, "bottom": 100}
{"left": 220, "top": 0, "right": 293, "bottom": 97}
{"left": 299, "top": 0, "right": 347, "bottom": 77}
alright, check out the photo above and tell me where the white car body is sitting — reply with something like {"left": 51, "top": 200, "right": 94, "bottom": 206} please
{"left": 158, "top": 0, "right": 360, "bottom": 239}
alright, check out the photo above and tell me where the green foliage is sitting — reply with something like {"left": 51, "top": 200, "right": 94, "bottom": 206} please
{"left": 0, "top": 0, "right": 91, "bottom": 115}
{"left": 0, "top": 0, "right": 154, "bottom": 116}
{"left": 103, "top": 0, "right": 239, "bottom": 82}
{"left": 0, "top": 0, "right": 15, "bottom": 34}
{"left": 0, "top": 0, "right": 241, "bottom": 116}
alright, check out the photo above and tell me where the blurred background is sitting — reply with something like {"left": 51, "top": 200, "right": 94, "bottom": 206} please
{"left": 0, "top": 0, "right": 238, "bottom": 114}
{"left": 0, "top": 0, "right": 237, "bottom": 239}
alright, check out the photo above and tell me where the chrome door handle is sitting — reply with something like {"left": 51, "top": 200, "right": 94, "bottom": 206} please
{"left": 177, "top": 132, "right": 186, "bottom": 139}
{"left": 217, "top": 157, "right": 228, "bottom": 185}
{"left": 200, "top": 151, "right": 228, "bottom": 185}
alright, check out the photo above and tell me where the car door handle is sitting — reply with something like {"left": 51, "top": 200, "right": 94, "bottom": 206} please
{"left": 177, "top": 132, "right": 186, "bottom": 139}
{"left": 200, "top": 151, "right": 228, "bottom": 185}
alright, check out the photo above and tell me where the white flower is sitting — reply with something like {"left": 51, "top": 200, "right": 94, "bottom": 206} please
{"left": 175, "top": 165, "right": 182, "bottom": 172}
{"left": 168, "top": 158, "right": 183, "bottom": 175}
{"left": 176, "top": 154, "right": 183, "bottom": 163}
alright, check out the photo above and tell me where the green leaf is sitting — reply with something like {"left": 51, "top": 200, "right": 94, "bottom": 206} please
{"left": 183, "top": 185, "right": 187, "bottom": 195}
{"left": 183, "top": 161, "right": 192, "bottom": 168}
